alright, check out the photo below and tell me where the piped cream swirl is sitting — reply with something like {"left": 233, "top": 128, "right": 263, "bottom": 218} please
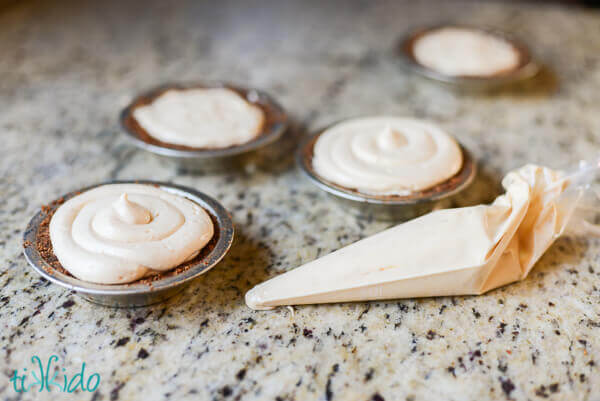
{"left": 49, "top": 184, "right": 214, "bottom": 284}
{"left": 133, "top": 88, "right": 265, "bottom": 148}
{"left": 312, "top": 116, "right": 463, "bottom": 195}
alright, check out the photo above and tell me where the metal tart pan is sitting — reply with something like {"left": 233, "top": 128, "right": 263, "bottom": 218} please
{"left": 297, "top": 125, "right": 477, "bottom": 221}
{"left": 398, "top": 24, "right": 539, "bottom": 89}
{"left": 23, "top": 181, "right": 234, "bottom": 307}
{"left": 120, "top": 81, "right": 288, "bottom": 173}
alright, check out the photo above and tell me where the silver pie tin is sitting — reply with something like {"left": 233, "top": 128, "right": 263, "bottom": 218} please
{"left": 297, "top": 126, "right": 477, "bottom": 221}
{"left": 23, "top": 181, "right": 234, "bottom": 307}
{"left": 120, "top": 82, "right": 288, "bottom": 173}
{"left": 398, "top": 24, "right": 539, "bottom": 89}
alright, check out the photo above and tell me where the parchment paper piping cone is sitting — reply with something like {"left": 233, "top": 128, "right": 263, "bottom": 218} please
{"left": 246, "top": 165, "right": 584, "bottom": 310}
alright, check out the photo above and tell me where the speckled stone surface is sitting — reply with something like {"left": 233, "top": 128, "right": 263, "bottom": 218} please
{"left": 1, "top": 0, "right": 600, "bottom": 400}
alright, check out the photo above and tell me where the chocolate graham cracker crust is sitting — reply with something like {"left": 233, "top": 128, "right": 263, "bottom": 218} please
{"left": 121, "top": 83, "right": 287, "bottom": 151}
{"left": 28, "top": 192, "right": 220, "bottom": 288}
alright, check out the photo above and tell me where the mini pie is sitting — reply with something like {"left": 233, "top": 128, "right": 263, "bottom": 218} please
{"left": 306, "top": 116, "right": 470, "bottom": 200}
{"left": 405, "top": 26, "right": 528, "bottom": 78}
{"left": 35, "top": 184, "right": 218, "bottom": 285}
{"left": 122, "top": 84, "right": 284, "bottom": 151}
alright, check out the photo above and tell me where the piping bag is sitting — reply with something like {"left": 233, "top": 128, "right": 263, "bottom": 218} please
{"left": 246, "top": 162, "right": 600, "bottom": 310}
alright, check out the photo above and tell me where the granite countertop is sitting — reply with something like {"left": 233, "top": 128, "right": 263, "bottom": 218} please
{"left": 1, "top": 0, "right": 600, "bottom": 400}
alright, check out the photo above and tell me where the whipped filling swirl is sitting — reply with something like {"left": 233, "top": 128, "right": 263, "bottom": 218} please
{"left": 312, "top": 117, "right": 463, "bottom": 195}
{"left": 49, "top": 184, "right": 214, "bottom": 284}
{"left": 412, "top": 27, "right": 520, "bottom": 77}
{"left": 133, "top": 88, "right": 265, "bottom": 148}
